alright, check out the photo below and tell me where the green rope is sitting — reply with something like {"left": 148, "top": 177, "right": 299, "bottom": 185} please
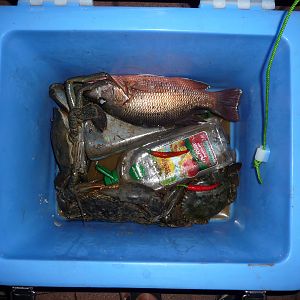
{"left": 254, "top": 159, "right": 263, "bottom": 184}
{"left": 254, "top": 0, "right": 299, "bottom": 184}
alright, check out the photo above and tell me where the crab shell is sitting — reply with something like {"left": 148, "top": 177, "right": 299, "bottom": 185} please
{"left": 181, "top": 163, "right": 241, "bottom": 224}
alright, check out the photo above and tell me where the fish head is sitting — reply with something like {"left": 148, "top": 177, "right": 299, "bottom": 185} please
{"left": 85, "top": 82, "right": 115, "bottom": 102}
{"left": 85, "top": 82, "right": 128, "bottom": 106}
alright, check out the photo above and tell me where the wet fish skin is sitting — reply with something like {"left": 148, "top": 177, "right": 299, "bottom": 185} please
{"left": 85, "top": 74, "right": 242, "bottom": 126}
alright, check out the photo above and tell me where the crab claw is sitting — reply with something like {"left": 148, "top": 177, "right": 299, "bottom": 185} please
{"left": 51, "top": 108, "right": 73, "bottom": 170}
{"left": 49, "top": 83, "right": 70, "bottom": 112}
{"left": 82, "top": 103, "right": 107, "bottom": 132}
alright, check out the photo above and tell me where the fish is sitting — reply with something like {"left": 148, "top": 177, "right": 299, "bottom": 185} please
{"left": 85, "top": 74, "right": 242, "bottom": 127}
{"left": 84, "top": 114, "right": 174, "bottom": 161}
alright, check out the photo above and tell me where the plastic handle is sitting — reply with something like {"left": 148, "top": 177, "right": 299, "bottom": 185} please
{"left": 255, "top": 146, "right": 270, "bottom": 163}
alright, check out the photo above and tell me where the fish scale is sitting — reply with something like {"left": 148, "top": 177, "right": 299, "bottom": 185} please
{"left": 124, "top": 91, "right": 213, "bottom": 124}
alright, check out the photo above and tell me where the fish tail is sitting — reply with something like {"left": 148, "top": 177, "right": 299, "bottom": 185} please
{"left": 213, "top": 89, "right": 242, "bottom": 121}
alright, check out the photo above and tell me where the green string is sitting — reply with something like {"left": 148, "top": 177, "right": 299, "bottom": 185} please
{"left": 254, "top": 1, "right": 299, "bottom": 184}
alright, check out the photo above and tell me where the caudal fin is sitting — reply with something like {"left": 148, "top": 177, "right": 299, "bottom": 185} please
{"left": 213, "top": 89, "right": 242, "bottom": 121}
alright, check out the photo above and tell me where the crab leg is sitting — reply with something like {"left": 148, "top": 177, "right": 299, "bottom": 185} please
{"left": 64, "top": 72, "right": 113, "bottom": 109}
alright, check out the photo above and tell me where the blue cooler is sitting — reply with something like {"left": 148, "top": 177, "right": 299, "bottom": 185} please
{"left": 0, "top": 0, "right": 300, "bottom": 290}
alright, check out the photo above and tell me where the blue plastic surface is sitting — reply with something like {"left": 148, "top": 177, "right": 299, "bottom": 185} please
{"left": 0, "top": 5, "right": 299, "bottom": 290}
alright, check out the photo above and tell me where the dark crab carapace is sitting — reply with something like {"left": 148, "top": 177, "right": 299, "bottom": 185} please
{"left": 181, "top": 163, "right": 241, "bottom": 224}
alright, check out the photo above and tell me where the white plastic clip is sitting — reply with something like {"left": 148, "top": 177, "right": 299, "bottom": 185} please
{"left": 238, "top": 0, "right": 250, "bottom": 9}
{"left": 29, "top": 0, "right": 43, "bottom": 5}
{"left": 213, "top": 0, "right": 225, "bottom": 8}
{"left": 262, "top": 0, "right": 275, "bottom": 9}
{"left": 54, "top": 0, "right": 67, "bottom": 5}
{"left": 255, "top": 146, "right": 270, "bottom": 163}
{"left": 79, "top": 0, "right": 93, "bottom": 6}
